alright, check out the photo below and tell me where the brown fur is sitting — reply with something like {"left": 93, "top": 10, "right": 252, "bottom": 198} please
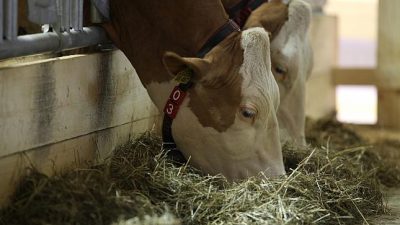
{"left": 104, "top": 0, "right": 229, "bottom": 84}
{"left": 221, "top": 0, "right": 288, "bottom": 40}
{"left": 244, "top": 1, "right": 288, "bottom": 40}
{"left": 188, "top": 33, "right": 244, "bottom": 132}
{"left": 18, "top": 0, "right": 42, "bottom": 35}
{"left": 221, "top": 0, "right": 286, "bottom": 8}
{"left": 100, "top": 0, "right": 245, "bottom": 131}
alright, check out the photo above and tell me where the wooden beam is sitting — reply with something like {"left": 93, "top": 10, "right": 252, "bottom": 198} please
{"left": 378, "top": 89, "right": 400, "bottom": 129}
{"left": 0, "top": 50, "right": 159, "bottom": 158}
{"left": 0, "top": 117, "right": 161, "bottom": 208}
{"left": 306, "top": 14, "right": 338, "bottom": 119}
{"left": 378, "top": 0, "right": 400, "bottom": 89}
{"left": 377, "top": 0, "right": 400, "bottom": 129}
{"left": 332, "top": 68, "right": 378, "bottom": 86}
{"left": 0, "top": 50, "right": 163, "bottom": 207}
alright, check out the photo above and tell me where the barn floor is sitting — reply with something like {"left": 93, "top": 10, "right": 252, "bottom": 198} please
{"left": 350, "top": 125, "right": 400, "bottom": 225}
{"left": 370, "top": 188, "right": 400, "bottom": 224}
{"left": 305, "top": 118, "right": 400, "bottom": 224}
{"left": 1, "top": 119, "right": 399, "bottom": 224}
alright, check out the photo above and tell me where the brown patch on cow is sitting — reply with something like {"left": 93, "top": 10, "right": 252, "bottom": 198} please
{"left": 18, "top": 0, "right": 42, "bottom": 34}
{"left": 244, "top": 1, "right": 288, "bottom": 40}
{"left": 188, "top": 32, "right": 244, "bottom": 132}
{"left": 99, "top": 0, "right": 231, "bottom": 86}
{"left": 87, "top": 0, "right": 248, "bottom": 134}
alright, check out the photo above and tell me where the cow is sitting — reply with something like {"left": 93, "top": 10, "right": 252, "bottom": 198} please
{"left": 97, "top": 0, "right": 285, "bottom": 180}
{"left": 222, "top": 0, "right": 313, "bottom": 145}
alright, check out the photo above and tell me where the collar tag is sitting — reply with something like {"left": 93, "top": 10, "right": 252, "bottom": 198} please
{"left": 174, "top": 67, "right": 193, "bottom": 84}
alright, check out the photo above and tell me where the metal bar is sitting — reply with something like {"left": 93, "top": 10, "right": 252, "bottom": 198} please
{"left": 0, "top": 27, "right": 109, "bottom": 59}
{"left": 90, "top": 0, "right": 102, "bottom": 23}
{"left": 60, "top": 0, "right": 66, "bottom": 32}
{"left": 78, "top": 0, "right": 83, "bottom": 31}
{"left": 0, "top": 0, "right": 4, "bottom": 43}
{"left": 72, "top": 0, "right": 83, "bottom": 31}
{"left": 61, "top": 0, "right": 71, "bottom": 32}
{"left": 71, "top": 0, "right": 78, "bottom": 30}
{"left": 4, "top": 0, "right": 18, "bottom": 40}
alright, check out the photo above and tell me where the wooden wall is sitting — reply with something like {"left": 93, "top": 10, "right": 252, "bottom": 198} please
{"left": 306, "top": 14, "right": 338, "bottom": 119}
{"left": 0, "top": 51, "right": 160, "bottom": 207}
{"left": 377, "top": 0, "right": 400, "bottom": 129}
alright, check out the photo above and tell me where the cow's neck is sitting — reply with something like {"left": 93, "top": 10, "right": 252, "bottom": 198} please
{"left": 221, "top": 0, "right": 244, "bottom": 9}
{"left": 221, "top": 0, "right": 285, "bottom": 10}
{"left": 105, "top": 0, "right": 228, "bottom": 110}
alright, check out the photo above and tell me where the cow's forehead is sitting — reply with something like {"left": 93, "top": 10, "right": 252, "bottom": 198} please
{"left": 240, "top": 27, "right": 271, "bottom": 84}
{"left": 240, "top": 28, "right": 279, "bottom": 112}
{"left": 184, "top": 27, "right": 281, "bottom": 133}
{"left": 280, "top": 35, "right": 298, "bottom": 58}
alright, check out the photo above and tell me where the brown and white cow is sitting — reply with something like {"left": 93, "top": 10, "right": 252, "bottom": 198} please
{"left": 99, "top": 0, "right": 285, "bottom": 180}
{"left": 223, "top": 0, "right": 313, "bottom": 145}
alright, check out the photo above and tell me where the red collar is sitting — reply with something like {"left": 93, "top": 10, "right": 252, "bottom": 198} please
{"left": 163, "top": 76, "right": 192, "bottom": 120}
{"left": 163, "top": 20, "right": 240, "bottom": 120}
{"left": 162, "top": 20, "right": 240, "bottom": 155}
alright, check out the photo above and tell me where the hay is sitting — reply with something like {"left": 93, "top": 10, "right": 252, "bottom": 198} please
{"left": 305, "top": 117, "right": 365, "bottom": 148}
{"left": 368, "top": 140, "right": 400, "bottom": 187}
{"left": 1, "top": 132, "right": 387, "bottom": 225}
{"left": 306, "top": 117, "right": 400, "bottom": 187}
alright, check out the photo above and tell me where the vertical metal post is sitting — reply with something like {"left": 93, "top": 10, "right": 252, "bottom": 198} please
{"left": 4, "top": 0, "right": 17, "bottom": 40}
{"left": 71, "top": 0, "right": 78, "bottom": 30}
{"left": 90, "top": 0, "right": 102, "bottom": 23}
{"left": 0, "top": 0, "right": 4, "bottom": 43}
{"left": 61, "top": 0, "right": 71, "bottom": 32}
{"left": 54, "top": 0, "right": 62, "bottom": 32}
{"left": 71, "top": 0, "right": 83, "bottom": 31}
{"left": 78, "top": 0, "right": 83, "bottom": 31}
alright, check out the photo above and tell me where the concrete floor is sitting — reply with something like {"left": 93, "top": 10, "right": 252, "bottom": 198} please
{"left": 370, "top": 188, "right": 400, "bottom": 225}
{"left": 350, "top": 125, "right": 400, "bottom": 224}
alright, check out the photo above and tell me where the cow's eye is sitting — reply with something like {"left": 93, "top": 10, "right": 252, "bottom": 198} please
{"left": 274, "top": 65, "right": 288, "bottom": 81}
{"left": 239, "top": 106, "right": 257, "bottom": 122}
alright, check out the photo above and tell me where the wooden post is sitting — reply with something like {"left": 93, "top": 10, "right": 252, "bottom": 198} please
{"left": 306, "top": 14, "right": 338, "bottom": 119}
{"left": 377, "top": 0, "right": 400, "bottom": 129}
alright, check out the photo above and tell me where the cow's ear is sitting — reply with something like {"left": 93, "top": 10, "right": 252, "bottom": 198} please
{"left": 163, "top": 52, "right": 210, "bottom": 81}
{"left": 244, "top": 2, "right": 288, "bottom": 40}
{"left": 288, "top": 0, "right": 312, "bottom": 38}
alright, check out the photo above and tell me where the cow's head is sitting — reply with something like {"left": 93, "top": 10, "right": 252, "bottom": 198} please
{"left": 245, "top": 0, "right": 313, "bottom": 145}
{"left": 162, "top": 28, "right": 284, "bottom": 180}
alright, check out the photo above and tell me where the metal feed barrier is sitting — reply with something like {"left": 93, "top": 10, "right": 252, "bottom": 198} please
{"left": 0, "top": 0, "right": 109, "bottom": 60}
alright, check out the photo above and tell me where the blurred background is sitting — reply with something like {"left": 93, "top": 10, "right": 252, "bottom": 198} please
{"left": 326, "top": 0, "right": 378, "bottom": 125}
{"left": 305, "top": 0, "right": 400, "bottom": 135}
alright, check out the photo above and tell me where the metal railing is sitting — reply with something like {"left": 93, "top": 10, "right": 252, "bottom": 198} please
{"left": 1, "top": 0, "right": 18, "bottom": 42}
{"left": 0, "top": 0, "right": 109, "bottom": 60}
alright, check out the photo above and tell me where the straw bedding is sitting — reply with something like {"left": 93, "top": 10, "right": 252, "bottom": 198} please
{"left": 1, "top": 119, "right": 398, "bottom": 225}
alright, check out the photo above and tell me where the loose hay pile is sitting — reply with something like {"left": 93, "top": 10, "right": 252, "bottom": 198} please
{"left": 0, "top": 132, "right": 387, "bottom": 225}
{"left": 306, "top": 117, "right": 400, "bottom": 187}
{"left": 305, "top": 117, "right": 365, "bottom": 148}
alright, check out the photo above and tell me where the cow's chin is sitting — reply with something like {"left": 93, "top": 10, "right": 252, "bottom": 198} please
{"left": 171, "top": 106, "right": 285, "bottom": 181}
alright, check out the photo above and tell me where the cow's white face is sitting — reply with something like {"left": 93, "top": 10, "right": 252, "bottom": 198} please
{"left": 241, "top": 0, "right": 312, "bottom": 145}
{"left": 271, "top": 0, "right": 313, "bottom": 145}
{"left": 155, "top": 27, "right": 284, "bottom": 180}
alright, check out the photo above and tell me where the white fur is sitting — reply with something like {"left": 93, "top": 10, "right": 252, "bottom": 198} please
{"left": 240, "top": 28, "right": 280, "bottom": 117}
{"left": 147, "top": 28, "right": 285, "bottom": 180}
{"left": 270, "top": 0, "right": 313, "bottom": 145}
{"left": 171, "top": 28, "right": 284, "bottom": 179}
